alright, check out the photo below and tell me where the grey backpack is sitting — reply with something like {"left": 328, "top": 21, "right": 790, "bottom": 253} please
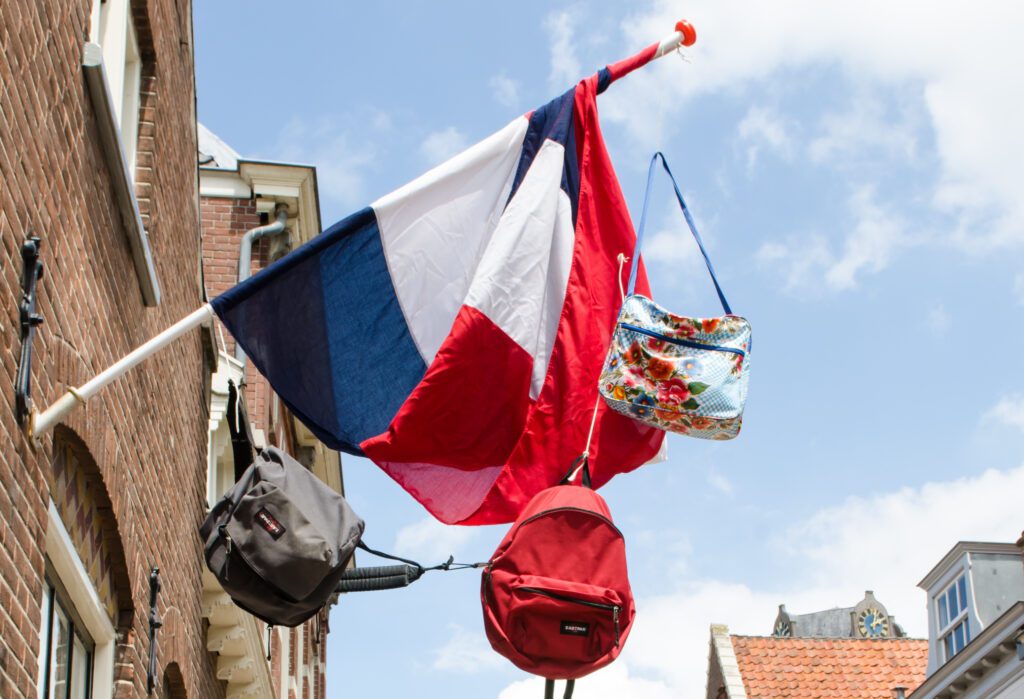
{"left": 200, "top": 447, "right": 364, "bottom": 626}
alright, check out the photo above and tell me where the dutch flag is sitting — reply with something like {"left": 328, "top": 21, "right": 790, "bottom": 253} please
{"left": 212, "top": 68, "right": 664, "bottom": 525}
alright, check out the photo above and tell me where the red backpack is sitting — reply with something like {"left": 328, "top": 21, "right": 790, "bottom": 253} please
{"left": 481, "top": 458, "right": 635, "bottom": 697}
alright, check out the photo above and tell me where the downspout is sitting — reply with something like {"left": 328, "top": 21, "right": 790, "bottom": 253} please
{"left": 235, "top": 202, "right": 289, "bottom": 365}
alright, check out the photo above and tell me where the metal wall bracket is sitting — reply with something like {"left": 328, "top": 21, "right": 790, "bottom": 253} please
{"left": 16, "top": 236, "right": 44, "bottom": 428}
{"left": 147, "top": 567, "right": 162, "bottom": 695}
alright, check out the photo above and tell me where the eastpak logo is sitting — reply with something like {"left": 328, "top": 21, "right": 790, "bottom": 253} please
{"left": 255, "top": 507, "right": 286, "bottom": 540}
{"left": 560, "top": 621, "right": 590, "bottom": 636}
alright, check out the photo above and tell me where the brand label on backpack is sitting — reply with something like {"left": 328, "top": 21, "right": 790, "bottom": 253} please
{"left": 255, "top": 508, "right": 286, "bottom": 540}
{"left": 560, "top": 621, "right": 590, "bottom": 636}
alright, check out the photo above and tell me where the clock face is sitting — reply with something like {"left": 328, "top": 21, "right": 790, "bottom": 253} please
{"left": 858, "top": 608, "right": 889, "bottom": 638}
{"left": 774, "top": 620, "right": 792, "bottom": 637}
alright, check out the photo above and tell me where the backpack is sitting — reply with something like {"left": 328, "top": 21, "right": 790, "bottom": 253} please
{"left": 199, "top": 447, "right": 364, "bottom": 626}
{"left": 481, "top": 458, "right": 635, "bottom": 696}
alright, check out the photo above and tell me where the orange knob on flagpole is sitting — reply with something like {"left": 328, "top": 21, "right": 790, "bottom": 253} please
{"left": 675, "top": 20, "right": 697, "bottom": 47}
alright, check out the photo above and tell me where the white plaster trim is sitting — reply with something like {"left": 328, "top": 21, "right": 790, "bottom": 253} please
{"left": 201, "top": 571, "right": 274, "bottom": 699}
{"left": 45, "top": 501, "right": 116, "bottom": 698}
{"left": 710, "top": 625, "right": 748, "bottom": 699}
{"left": 911, "top": 602, "right": 1024, "bottom": 699}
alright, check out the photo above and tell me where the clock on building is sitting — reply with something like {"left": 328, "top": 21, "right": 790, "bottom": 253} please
{"left": 857, "top": 608, "right": 889, "bottom": 638}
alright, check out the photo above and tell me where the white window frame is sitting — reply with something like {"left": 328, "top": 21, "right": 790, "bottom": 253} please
{"left": 38, "top": 502, "right": 116, "bottom": 698}
{"left": 85, "top": 0, "right": 159, "bottom": 305}
{"left": 935, "top": 571, "right": 972, "bottom": 662}
{"left": 92, "top": 0, "right": 142, "bottom": 170}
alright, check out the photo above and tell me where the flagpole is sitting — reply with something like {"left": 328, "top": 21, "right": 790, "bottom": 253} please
{"left": 654, "top": 20, "right": 697, "bottom": 59}
{"left": 27, "top": 18, "right": 697, "bottom": 443}
{"left": 601, "top": 20, "right": 697, "bottom": 90}
{"left": 30, "top": 304, "right": 215, "bottom": 440}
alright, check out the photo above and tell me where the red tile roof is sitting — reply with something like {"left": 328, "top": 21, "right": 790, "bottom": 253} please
{"left": 731, "top": 636, "right": 929, "bottom": 698}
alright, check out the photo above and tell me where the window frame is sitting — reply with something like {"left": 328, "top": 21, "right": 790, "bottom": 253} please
{"left": 84, "top": 0, "right": 160, "bottom": 305}
{"left": 38, "top": 501, "right": 116, "bottom": 698}
{"left": 38, "top": 570, "right": 97, "bottom": 699}
{"left": 935, "top": 572, "right": 972, "bottom": 662}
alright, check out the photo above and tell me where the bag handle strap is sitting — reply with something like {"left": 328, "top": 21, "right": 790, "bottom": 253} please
{"left": 336, "top": 541, "right": 486, "bottom": 593}
{"left": 626, "top": 152, "right": 733, "bottom": 315}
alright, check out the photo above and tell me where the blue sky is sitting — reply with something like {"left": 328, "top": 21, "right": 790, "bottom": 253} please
{"left": 194, "top": 2, "right": 1024, "bottom": 696}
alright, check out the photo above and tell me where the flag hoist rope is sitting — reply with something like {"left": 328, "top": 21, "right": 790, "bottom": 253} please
{"left": 28, "top": 19, "right": 697, "bottom": 443}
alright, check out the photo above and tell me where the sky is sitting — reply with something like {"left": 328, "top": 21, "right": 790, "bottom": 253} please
{"left": 193, "top": 2, "right": 1024, "bottom": 696}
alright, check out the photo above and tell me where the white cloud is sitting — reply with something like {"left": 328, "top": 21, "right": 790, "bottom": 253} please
{"left": 809, "top": 93, "right": 919, "bottom": 166}
{"left": 736, "top": 106, "right": 793, "bottom": 172}
{"left": 490, "top": 74, "right": 521, "bottom": 108}
{"left": 420, "top": 127, "right": 469, "bottom": 166}
{"left": 926, "top": 304, "right": 951, "bottom": 336}
{"left": 394, "top": 516, "right": 477, "bottom": 562}
{"left": 432, "top": 623, "right": 505, "bottom": 673}
{"left": 985, "top": 395, "right": 1024, "bottom": 431}
{"left": 500, "top": 662, "right": 675, "bottom": 699}
{"left": 707, "top": 469, "right": 733, "bottom": 495}
{"left": 273, "top": 114, "right": 382, "bottom": 210}
{"left": 825, "top": 186, "right": 911, "bottom": 290}
{"left": 499, "top": 463, "right": 1024, "bottom": 697}
{"left": 755, "top": 235, "right": 832, "bottom": 292}
{"left": 602, "top": 0, "right": 1024, "bottom": 249}
{"left": 757, "top": 187, "right": 911, "bottom": 291}
{"left": 545, "top": 9, "right": 582, "bottom": 90}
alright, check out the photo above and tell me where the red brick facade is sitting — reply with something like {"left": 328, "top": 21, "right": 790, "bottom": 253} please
{"left": 0, "top": 1, "right": 223, "bottom": 697}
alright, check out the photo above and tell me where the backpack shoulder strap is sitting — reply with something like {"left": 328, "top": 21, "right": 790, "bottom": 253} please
{"left": 544, "top": 679, "right": 575, "bottom": 699}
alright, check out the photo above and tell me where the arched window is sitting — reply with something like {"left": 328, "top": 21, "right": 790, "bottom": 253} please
{"left": 37, "top": 430, "right": 133, "bottom": 698}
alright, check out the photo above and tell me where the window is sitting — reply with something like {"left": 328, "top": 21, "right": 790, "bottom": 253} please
{"left": 38, "top": 576, "right": 95, "bottom": 699}
{"left": 90, "top": 0, "right": 142, "bottom": 178}
{"left": 936, "top": 573, "right": 972, "bottom": 662}
{"left": 38, "top": 503, "right": 116, "bottom": 698}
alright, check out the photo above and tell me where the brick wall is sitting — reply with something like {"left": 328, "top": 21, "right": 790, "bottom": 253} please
{"left": 0, "top": 1, "right": 223, "bottom": 697}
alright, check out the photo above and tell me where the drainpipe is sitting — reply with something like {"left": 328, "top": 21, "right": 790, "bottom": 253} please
{"left": 235, "top": 203, "right": 289, "bottom": 364}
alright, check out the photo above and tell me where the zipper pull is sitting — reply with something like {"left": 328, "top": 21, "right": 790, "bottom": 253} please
{"left": 614, "top": 606, "right": 621, "bottom": 647}
{"left": 221, "top": 526, "right": 233, "bottom": 555}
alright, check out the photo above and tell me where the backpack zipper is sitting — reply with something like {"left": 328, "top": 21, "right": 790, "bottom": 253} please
{"left": 620, "top": 322, "right": 745, "bottom": 357}
{"left": 517, "top": 507, "right": 623, "bottom": 538}
{"left": 518, "top": 587, "right": 621, "bottom": 647}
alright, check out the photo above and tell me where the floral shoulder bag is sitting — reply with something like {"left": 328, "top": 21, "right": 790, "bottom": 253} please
{"left": 599, "top": 152, "right": 751, "bottom": 440}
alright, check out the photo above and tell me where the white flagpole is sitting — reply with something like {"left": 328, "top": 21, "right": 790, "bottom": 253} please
{"left": 28, "top": 19, "right": 697, "bottom": 443}
{"left": 654, "top": 21, "right": 697, "bottom": 59}
{"left": 31, "top": 304, "right": 215, "bottom": 440}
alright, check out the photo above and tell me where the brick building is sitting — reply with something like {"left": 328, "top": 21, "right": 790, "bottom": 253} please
{"left": 198, "top": 123, "right": 337, "bottom": 699}
{"left": 1, "top": 2, "right": 340, "bottom": 698}
{"left": 0, "top": 0, "right": 217, "bottom": 696}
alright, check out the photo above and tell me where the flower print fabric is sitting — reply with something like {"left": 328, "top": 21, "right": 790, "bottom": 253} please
{"left": 599, "top": 294, "right": 751, "bottom": 440}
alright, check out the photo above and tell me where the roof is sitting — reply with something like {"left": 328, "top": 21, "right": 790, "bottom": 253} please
{"left": 787, "top": 606, "right": 854, "bottom": 638}
{"left": 730, "top": 635, "right": 929, "bottom": 698}
{"left": 197, "top": 122, "right": 240, "bottom": 171}
{"left": 918, "top": 541, "right": 1023, "bottom": 589}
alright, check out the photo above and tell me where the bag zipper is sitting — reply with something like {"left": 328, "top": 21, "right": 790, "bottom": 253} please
{"left": 518, "top": 587, "right": 621, "bottom": 647}
{"left": 620, "top": 322, "right": 745, "bottom": 357}
{"left": 517, "top": 507, "right": 623, "bottom": 538}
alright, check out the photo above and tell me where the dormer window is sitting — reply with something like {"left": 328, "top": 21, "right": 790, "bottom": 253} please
{"left": 936, "top": 573, "right": 972, "bottom": 662}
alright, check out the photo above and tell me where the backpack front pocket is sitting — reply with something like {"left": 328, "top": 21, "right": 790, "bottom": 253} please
{"left": 507, "top": 575, "right": 621, "bottom": 662}
{"left": 226, "top": 482, "right": 334, "bottom": 602}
